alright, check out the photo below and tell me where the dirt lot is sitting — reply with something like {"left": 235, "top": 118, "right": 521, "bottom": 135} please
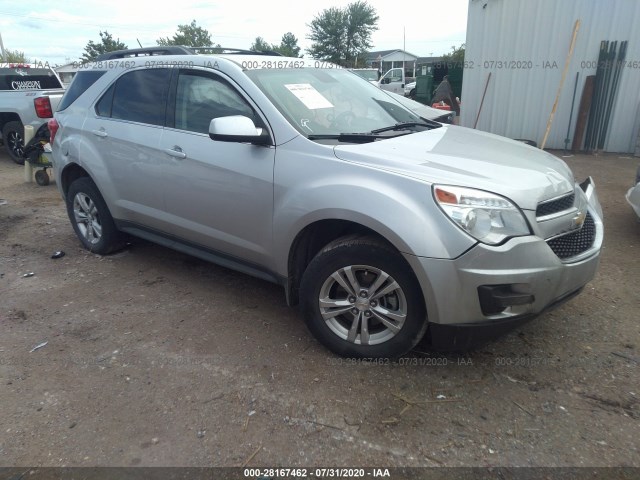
{"left": 0, "top": 149, "right": 638, "bottom": 470}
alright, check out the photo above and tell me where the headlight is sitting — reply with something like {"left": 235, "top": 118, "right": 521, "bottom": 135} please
{"left": 433, "top": 185, "right": 531, "bottom": 245}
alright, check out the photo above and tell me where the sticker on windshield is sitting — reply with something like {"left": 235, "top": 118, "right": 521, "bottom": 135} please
{"left": 285, "top": 84, "right": 333, "bottom": 110}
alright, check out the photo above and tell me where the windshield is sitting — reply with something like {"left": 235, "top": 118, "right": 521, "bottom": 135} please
{"left": 245, "top": 68, "right": 424, "bottom": 138}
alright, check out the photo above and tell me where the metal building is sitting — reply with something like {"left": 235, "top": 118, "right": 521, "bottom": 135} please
{"left": 461, "top": 0, "right": 640, "bottom": 153}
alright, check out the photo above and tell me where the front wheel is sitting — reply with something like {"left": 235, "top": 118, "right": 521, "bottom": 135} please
{"left": 66, "top": 177, "right": 123, "bottom": 254}
{"left": 300, "top": 236, "right": 428, "bottom": 358}
{"left": 2, "top": 121, "right": 25, "bottom": 164}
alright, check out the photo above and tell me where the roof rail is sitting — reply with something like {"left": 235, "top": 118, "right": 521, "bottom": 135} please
{"left": 95, "top": 46, "right": 282, "bottom": 61}
{"left": 190, "top": 47, "right": 283, "bottom": 57}
{"left": 95, "top": 46, "right": 197, "bottom": 60}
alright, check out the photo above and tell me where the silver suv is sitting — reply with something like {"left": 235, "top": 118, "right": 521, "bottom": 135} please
{"left": 50, "top": 47, "right": 603, "bottom": 358}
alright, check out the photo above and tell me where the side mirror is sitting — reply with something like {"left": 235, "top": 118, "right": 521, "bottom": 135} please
{"left": 209, "top": 116, "right": 271, "bottom": 145}
{"left": 381, "top": 78, "right": 390, "bottom": 85}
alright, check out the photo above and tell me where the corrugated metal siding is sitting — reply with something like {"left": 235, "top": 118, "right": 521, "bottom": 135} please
{"left": 461, "top": 0, "right": 640, "bottom": 152}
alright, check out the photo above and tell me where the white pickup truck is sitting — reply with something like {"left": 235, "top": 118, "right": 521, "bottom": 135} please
{"left": 0, "top": 63, "right": 64, "bottom": 164}
{"left": 377, "top": 67, "right": 415, "bottom": 95}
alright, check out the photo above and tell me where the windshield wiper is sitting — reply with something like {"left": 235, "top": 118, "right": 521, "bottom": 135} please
{"left": 307, "top": 132, "right": 394, "bottom": 143}
{"left": 370, "top": 120, "right": 439, "bottom": 134}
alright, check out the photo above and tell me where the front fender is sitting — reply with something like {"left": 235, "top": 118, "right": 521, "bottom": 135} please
{"left": 272, "top": 139, "right": 476, "bottom": 274}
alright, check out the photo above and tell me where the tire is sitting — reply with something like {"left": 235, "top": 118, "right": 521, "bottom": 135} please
{"left": 2, "top": 121, "right": 25, "bottom": 165}
{"left": 409, "top": 88, "right": 416, "bottom": 99}
{"left": 35, "top": 169, "right": 50, "bottom": 186}
{"left": 66, "top": 177, "right": 123, "bottom": 254}
{"left": 300, "top": 235, "right": 428, "bottom": 358}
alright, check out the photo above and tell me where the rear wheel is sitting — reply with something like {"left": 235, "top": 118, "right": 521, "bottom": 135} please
{"left": 2, "top": 121, "right": 25, "bottom": 164}
{"left": 66, "top": 177, "right": 123, "bottom": 254}
{"left": 300, "top": 236, "right": 428, "bottom": 358}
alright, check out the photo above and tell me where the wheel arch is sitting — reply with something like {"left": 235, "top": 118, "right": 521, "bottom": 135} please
{"left": 285, "top": 218, "right": 413, "bottom": 307}
{"left": 0, "top": 113, "right": 22, "bottom": 133}
{"left": 60, "top": 163, "right": 93, "bottom": 198}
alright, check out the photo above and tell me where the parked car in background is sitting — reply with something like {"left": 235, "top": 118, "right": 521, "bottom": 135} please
{"left": 349, "top": 68, "right": 379, "bottom": 85}
{"left": 626, "top": 165, "right": 640, "bottom": 219}
{"left": 50, "top": 47, "right": 603, "bottom": 358}
{"left": 0, "top": 63, "right": 64, "bottom": 163}
{"left": 378, "top": 67, "right": 415, "bottom": 95}
{"left": 404, "top": 81, "right": 417, "bottom": 97}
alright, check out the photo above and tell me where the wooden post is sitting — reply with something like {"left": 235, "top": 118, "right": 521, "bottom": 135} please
{"left": 474, "top": 72, "right": 492, "bottom": 129}
{"left": 572, "top": 75, "right": 595, "bottom": 152}
{"left": 540, "top": 19, "right": 581, "bottom": 150}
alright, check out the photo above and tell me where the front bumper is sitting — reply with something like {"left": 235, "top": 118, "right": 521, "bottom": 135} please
{"left": 403, "top": 178, "right": 603, "bottom": 350}
{"left": 626, "top": 182, "right": 640, "bottom": 218}
{"left": 426, "top": 286, "right": 584, "bottom": 351}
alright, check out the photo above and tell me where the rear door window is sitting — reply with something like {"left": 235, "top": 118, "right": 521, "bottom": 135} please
{"left": 97, "top": 68, "right": 171, "bottom": 126}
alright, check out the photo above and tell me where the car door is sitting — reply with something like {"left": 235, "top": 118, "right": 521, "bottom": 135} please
{"left": 159, "top": 67, "right": 275, "bottom": 267}
{"left": 378, "top": 68, "right": 404, "bottom": 94}
{"left": 83, "top": 68, "right": 171, "bottom": 230}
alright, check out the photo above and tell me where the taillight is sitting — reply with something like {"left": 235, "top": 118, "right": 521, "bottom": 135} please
{"left": 34, "top": 97, "right": 53, "bottom": 118}
{"left": 48, "top": 118, "right": 59, "bottom": 145}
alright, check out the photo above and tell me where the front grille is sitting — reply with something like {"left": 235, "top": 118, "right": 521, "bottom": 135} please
{"left": 546, "top": 212, "right": 596, "bottom": 259}
{"left": 536, "top": 192, "right": 575, "bottom": 218}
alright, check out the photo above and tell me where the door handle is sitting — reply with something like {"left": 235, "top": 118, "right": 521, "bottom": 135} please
{"left": 164, "top": 146, "right": 187, "bottom": 159}
{"left": 92, "top": 129, "right": 108, "bottom": 138}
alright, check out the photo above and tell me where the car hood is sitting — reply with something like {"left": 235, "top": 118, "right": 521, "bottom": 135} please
{"left": 332, "top": 125, "right": 575, "bottom": 211}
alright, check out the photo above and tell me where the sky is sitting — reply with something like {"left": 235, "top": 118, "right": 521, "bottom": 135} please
{"left": 0, "top": 0, "right": 468, "bottom": 66}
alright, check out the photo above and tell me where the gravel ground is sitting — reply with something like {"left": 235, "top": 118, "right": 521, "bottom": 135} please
{"left": 0, "top": 149, "right": 638, "bottom": 471}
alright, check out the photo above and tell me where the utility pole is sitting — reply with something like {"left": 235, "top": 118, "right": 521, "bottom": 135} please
{"left": 0, "top": 32, "right": 6, "bottom": 61}
{"left": 403, "top": 27, "right": 406, "bottom": 77}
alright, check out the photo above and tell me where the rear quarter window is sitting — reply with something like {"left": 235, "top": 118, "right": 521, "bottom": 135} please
{"left": 0, "top": 67, "right": 63, "bottom": 91}
{"left": 98, "top": 68, "right": 171, "bottom": 126}
{"left": 58, "top": 71, "right": 106, "bottom": 111}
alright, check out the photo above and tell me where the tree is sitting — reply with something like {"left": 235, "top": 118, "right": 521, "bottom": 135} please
{"left": 307, "top": 1, "right": 378, "bottom": 67}
{"left": 307, "top": 7, "right": 346, "bottom": 65}
{"left": 81, "top": 31, "right": 127, "bottom": 63}
{"left": 251, "top": 33, "right": 302, "bottom": 57}
{"left": 441, "top": 44, "right": 465, "bottom": 65}
{"left": 0, "top": 49, "right": 30, "bottom": 63}
{"left": 343, "top": 1, "right": 379, "bottom": 66}
{"left": 274, "top": 32, "right": 301, "bottom": 58}
{"left": 157, "top": 20, "right": 220, "bottom": 52}
{"left": 250, "top": 37, "right": 274, "bottom": 53}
